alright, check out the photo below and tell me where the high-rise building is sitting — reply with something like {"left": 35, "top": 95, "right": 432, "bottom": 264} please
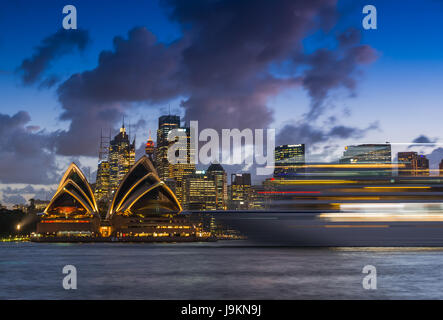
{"left": 168, "top": 127, "right": 196, "bottom": 204}
{"left": 183, "top": 170, "right": 217, "bottom": 211}
{"left": 274, "top": 144, "right": 305, "bottom": 178}
{"left": 94, "top": 161, "right": 110, "bottom": 201}
{"left": 156, "top": 115, "right": 180, "bottom": 181}
{"left": 109, "top": 123, "right": 135, "bottom": 193}
{"left": 207, "top": 163, "right": 228, "bottom": 210}
{"left": 155, "top": 115, "right": 195, "bottom": 205}
{"left": 229, "top": 173, "right": 251, "bottom": 210}
{"left": 340, "top": 144, "right": 392, "bottom": 164}
{"left": 440, "top": 159, "right": 443, "bottom": 176}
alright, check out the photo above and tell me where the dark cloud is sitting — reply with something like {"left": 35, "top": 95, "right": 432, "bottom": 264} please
{"left": 412, "top": 135, "right": 437, "bottom": 144}
{"left": 296, "top": 28, "right": 377, "bottom": 120}
{"left": 408, "top": 134, "right": 438, "bottom": 149}
{"left": 51, "top": 0, "right": 377, "bottom": 157}
{"left": 18, "top": 28, "right": 90, "bottom": 86}
{"left": 0, "top": 111, "right": 58, "bottom": 184}
{"left": 276, "top": 120, "right": 379, "bottom": 146}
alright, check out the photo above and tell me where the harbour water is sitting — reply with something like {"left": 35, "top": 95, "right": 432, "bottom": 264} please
{"left": 1, "top": 241, "right": 443, "bottom": 299}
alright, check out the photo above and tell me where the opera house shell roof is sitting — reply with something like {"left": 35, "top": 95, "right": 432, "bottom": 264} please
{"left": 43, "top": 163, "right": 99, "bottom": 218}
{"left": 107, "top": 156, "right": 182, "bottom": 219}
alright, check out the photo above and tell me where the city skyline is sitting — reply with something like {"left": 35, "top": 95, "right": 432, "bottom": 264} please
{"left": 2, "top": 0, "right": 443, "bottom": 206}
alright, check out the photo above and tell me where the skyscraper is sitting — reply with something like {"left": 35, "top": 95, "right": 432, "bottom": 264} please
{"left": 440, "top": 159, "right": 443, "bottom": 176}
{"left": 207, "top": 163, "right": 228, "bottom": 210}
{"left": 155, "top": 115, "right": 195, "bottom": 205}
{"left": 274, "top": 144, "right": 305, "bottom": 178}
{"left": 95, "top": 161, "right": 110, "bottom": 201}
{"left": 168, "top": 126, "right": 196, "bottom": 204}
{"left": 156, "top": 115, "right": 180, "bottom": 181}
{"left": 109, "top": 123, "right": 135, "bottom": 193}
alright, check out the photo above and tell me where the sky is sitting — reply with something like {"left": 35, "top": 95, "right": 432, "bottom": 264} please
{"left": 1, "top": 0, "right": 443, "bottom": 206}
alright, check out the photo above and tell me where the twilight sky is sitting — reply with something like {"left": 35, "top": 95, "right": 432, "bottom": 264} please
{"left": 1, "top": 0, "right": 443, "bottom": 205}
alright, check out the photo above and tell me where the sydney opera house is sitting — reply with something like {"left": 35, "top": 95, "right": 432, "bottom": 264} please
{"left": 34, "top": 156, "right": 208, "bottom": 242}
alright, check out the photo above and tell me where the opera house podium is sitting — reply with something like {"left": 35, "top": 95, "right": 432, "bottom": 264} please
{"left": 34, "top": 156, "right": 208, "bottom": 242}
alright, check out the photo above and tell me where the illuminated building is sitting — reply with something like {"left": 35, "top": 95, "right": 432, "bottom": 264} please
{"left": 440, "top": 159, "right": 443, "bottom": 176}
{"left": 229, "top": 173, "right": 251, "bottom": 210}
{"left": 207, "top": 163, "right": 228, "bottom": 210}
{"left": 155, "top": 115, "right": 195, "bottom": 205}
{"left": 94, "top": 160, "right": 110, "bottom": 201}
{"left": 156, "top": 115, "right": 180, "bottom": 181}
{"left": 37, "top": 163, "right": 100, "bottom": 236}
{"left": 168, "top": 127, "right": 196, "bottom": 205}
{"left": 340, "top": 144, "right": 391, "bottom": 164}
{"left": 33, "top": 158, "right": 209, "bottom": 241}
{"left": 109, "top": 123, "right": 135, "bottom": 194}
{"left": 274, "top": 144, "right": 305, "bottom": 178}
{"left": 398, "top": 152, "right": 429, "bottom": 176}
{"left": 183, "top": 170, "right": 217, "bottom": 211}
{"left": 339, "top": 143, "right": 392, "bottom": 176}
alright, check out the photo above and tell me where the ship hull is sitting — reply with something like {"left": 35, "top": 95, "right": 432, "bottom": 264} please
{"left": 210, "top": 211, "right": 443, "bottom": 247}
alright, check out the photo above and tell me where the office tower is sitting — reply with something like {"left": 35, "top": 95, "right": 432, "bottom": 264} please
{"left": 95, "top": 161, "right": 110, "bottom": 201}
{"left": 340, "top": 144, "right": 392, "bottom": 164}
{"left": 109, "top": 123, "right": 136, "bottom": 193}
{"left": 156, "top": 115, "right": 180, "bottom": 181}
{"left": 183, "top": 170, "right": 217, "bottom": 211}
{"left": 229, "top": 173, "right": 251, "bottom": 210}
{"left": 398, "top": 152, "right": 429, "bottom": 176}
{"left": 169, "top": 126, "right": 196, "bottom": 205}
{"left": 274, "top": 144, "right": 305, "bottom": 178}
{"left": 156, "top": 115, "right": 195, "bottom": 205}
{"left": 207, "top": 163, "right": 228, "bottom": 210}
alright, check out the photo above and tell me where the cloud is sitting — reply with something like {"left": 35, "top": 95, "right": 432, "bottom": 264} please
{"left": 1, "top": 185, "right": 55, "bottom": 205}
{"left": 51, "top": 0, "right": 377, "bottom": 157}
{"left": 17, "top": 28, "right": 90, "bottom": 86}
{"left": 412, "top": 135, "right": 437, "bottom": 144}
{"left": 276, "top": 119, "right": 379, "bottom": 146}
{"left": 0, "top": 111, "right": 59, "bottom": 184}
{"left": 425, "top": 147, "right": 443, "bottom": 169}
{"left": 2, "top": 194, "right": 27, "bottom": 205}
{"left": 408, "top": 134, "right": 438, "bottom": 149}
{"left": 296, "top": 28, "right": 378, "bottom": 120}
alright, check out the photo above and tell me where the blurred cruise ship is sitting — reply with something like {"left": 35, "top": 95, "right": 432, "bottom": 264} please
{"left": 203, "top": 149, "right": 443, "bottom": 246}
